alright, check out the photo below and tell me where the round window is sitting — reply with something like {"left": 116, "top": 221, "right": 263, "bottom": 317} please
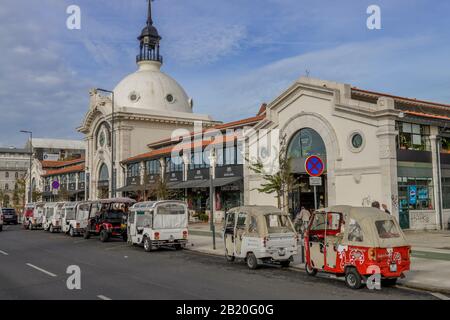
{"left": 129, "top": 91, "right": 140, "bottom": 102}
{"left": 166, "top": 94, "right": 174, "bottom": 103}
{"left": 351, "top": 133, "right": 363, "bottom": 149}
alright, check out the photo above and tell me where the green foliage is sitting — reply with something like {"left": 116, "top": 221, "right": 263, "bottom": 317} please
{"left": 247, "top": 134, "right": 294, "bottom": 211}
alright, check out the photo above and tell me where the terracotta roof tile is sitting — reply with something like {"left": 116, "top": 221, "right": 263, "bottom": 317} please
{"left": 43, "top": 164, "right": 85, "bottom": 177}
{"left": 41, "top": 157, "right": 85, "bottom": 169}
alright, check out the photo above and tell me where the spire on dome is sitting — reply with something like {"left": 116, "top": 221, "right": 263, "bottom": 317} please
{"left": 137, "top": 0, "right": 163, "bottom": 64}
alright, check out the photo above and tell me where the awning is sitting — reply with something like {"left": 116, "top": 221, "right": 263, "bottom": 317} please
{"left": 116, "top": 185, "right": 142, "bottom": 192}
{"left": 167, "top": 177, "right": 242, "bottom": 189}
{"left": 213, "top": 177, "right": 242, "bottom": 187}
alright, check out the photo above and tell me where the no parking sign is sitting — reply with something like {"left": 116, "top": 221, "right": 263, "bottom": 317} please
{"left": 304, "top": 155, "right": 324, "bottom": 177}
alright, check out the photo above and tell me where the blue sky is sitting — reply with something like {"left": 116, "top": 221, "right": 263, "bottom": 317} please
{"left": 1, "top": 0, "right": 450, "bottom": 147}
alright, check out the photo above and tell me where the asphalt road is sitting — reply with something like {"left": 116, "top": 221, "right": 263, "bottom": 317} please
{"left": 0, "top": 224, "right": 437, "bottom": 300}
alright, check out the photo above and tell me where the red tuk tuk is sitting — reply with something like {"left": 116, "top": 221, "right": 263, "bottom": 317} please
{"left": 304, "top": 205, "right": 411, "bottom": 289}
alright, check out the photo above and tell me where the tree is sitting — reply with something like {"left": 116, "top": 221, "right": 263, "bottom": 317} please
{"left": 15, "top": 178, "right": 26, "bottom": 206}
{"left": 247, "top": 134, "right": 294, "bottom": 212}
{"left": 32, "top": 188, "right": 42, "bottom": 202}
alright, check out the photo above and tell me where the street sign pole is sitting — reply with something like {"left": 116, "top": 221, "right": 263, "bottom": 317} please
{"left": 314, "top": 186, "right": 317, "bottom": 210}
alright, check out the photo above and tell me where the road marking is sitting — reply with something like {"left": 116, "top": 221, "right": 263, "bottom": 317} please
{"left": 0, "top": 250, "right": 8, "bottom": 256}
{"left": 26, "top": 263, "right": 57, "bottom": 277}
{"left": 430, "top": 292, "right": 450, "bottom": 300}
{"left": 97, "top": 295, "right": 112, "bottom": 300}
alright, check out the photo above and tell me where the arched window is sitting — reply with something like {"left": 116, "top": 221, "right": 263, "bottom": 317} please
{"left": 99, "top": 164, "right": 109, "bottom": 181}
{"left": 287, "top": 128, "right": 327, "bottom": 173}
{"left": 5, "top": 172, "right": 9, "bottom": 178}
{"left": 5, "top": 183, "right": 9, "bottom": 190}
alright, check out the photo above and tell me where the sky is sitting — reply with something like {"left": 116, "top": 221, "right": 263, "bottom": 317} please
{"left": 1, "top": 0, "right": 450, "bottom": 147}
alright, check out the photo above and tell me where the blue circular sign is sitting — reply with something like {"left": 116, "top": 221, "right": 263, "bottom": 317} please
{"left": 52, "top": 180, "right": 60, "bottom": 190}
{"left": 305, "top": 155, "right": 324, "bottom": 177}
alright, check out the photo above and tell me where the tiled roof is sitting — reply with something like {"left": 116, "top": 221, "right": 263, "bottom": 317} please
{"left": 124, "top": 132, "right": 240, "bottom": 164}
{"left": 147, "top": 114, "right": 264, "bottom": 149}
{"left": 43, "top": 164, "right": 85, "bottom": 177}
{"left": 41, "top": 157, "right": 85, "bottom": 169}
{"left": 351, "top": 88, "right": 450, "bottom": 119}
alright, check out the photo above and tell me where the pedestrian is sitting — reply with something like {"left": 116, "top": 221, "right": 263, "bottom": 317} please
{"left": 295, "top": 206, "right": 311, "bottom": 236}
{"left": 371, "top": 201, "right": 391, "bottom": 215}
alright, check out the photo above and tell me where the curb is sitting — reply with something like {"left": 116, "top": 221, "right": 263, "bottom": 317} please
{"left": 185, "top": 235, "right": 450, "bottom": 297}
{"left": 189, "top": 229, "right": 223, "bottom": 238}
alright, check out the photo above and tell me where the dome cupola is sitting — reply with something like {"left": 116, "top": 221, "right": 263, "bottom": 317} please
{"left": 137, "top": 0, "right": 162, "bottom": 64}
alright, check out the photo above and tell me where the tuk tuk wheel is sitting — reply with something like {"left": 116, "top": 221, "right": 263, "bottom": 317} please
{"left": 100, "top": 229, "right": 109, "bottom": 242}
{"left": 143, "top": 237, "right": 154, "bottom": 252}
{"left": 122, "top": 233, "right": 128, "bottom": 242}
{"left": 28, "top": 223, "right": 32, "bottom": 230}
{"left": 49, "top": 225, "right": 54, "bottom": 233}
{"left": 69, "top": 227, "right": 75, "bottom": 237}
{"left": 83, "top": 230, "right": 90, "bottom": 239}
{"left": 0, "top": 225, "right": 2, "bottom": 232}
{"left": 305, "top": 263, "right": 318, "bottom": 276}
{"left": 246, "top": 253, "right": 259, "bottom": 270}
{"left": 225, "top": 249, "right": 235, "bottom": 262}
{"left": 280, "top": 260, "right": 291, "bottom": 268}
{"left": 345, "top": 268, "right": 363, "bottom": 289}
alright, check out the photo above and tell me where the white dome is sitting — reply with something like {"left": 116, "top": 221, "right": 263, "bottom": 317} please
{"left": 114, "top": 61, "right": 193, "bottom": 113}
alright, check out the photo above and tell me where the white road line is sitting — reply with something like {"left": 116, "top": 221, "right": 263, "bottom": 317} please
{"left": 97, "top": 295, "right": 112, "bottom": 300}
{"left": 26, "top": 263, "right": 57, "bottom": 277}
{"left": 0, "top": 250, "right": 8, "bottom": 256}
{"left": 430, "top": 292, "right": 450, "bottom": 300}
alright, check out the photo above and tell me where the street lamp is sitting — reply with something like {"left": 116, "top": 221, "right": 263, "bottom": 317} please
{"left": 20, "top": 130, "right": 33, "bottom": 203}
{"left": 96, "top": 88, "right": 116, "bottom": 198}
{"left": 209, "top": 150, "right": 217, "bottom": 250}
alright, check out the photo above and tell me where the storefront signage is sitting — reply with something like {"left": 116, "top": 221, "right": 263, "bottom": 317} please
{"left": 165, "top": 171, "right": 183, "bottom": 182}
{"left": 187, "top": 168, "right": 209, "bottom": 180}
{"left": 215, "top": 165, "right": 243, "bottom": 179}
{"left": 127, "top": 176, "right": 140, "bottom": 186}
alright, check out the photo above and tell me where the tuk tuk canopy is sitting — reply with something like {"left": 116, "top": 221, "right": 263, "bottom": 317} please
{"left": 315, "top": 206, "right": 409, "bottom": 248}
{"left": 130, "top": 201, "right": 188, "bottom": 229}
{"left": 227, "top": 206, "right": 296, "bottom": 237}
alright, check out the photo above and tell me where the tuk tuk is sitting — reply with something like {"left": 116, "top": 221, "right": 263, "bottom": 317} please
{"left": 223, "top": 206, "right": 298, "bottom": 269}
{"left": 61, "top": 202, "right": 78, "bottom": 234}
{"left": 304, "top": 205, "right": 411, "bottom": 289}
{"left": 83, "top": 198, "right": 135, "bottom": 242}
{"left": 26, "top": 202, "right": 45, "bottom": 230}
{"left": 128, "top": 200, "right": 189, "bottom": 251}
{"left": 23, "top": 203, "right": 35, "bottom": 229}
{"left": 67, "top": 201, "right": 91, "bottom": 237}
{"left": 43, "top": 203, "right": 58, "bottom": 232}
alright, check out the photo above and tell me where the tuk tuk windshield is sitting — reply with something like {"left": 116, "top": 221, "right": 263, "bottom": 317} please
{"left": 65, "top": 208, "right": 76, "bottom": 220}
{"left": 375, "top": 220, "right": 401, "bottom": 239}
{"left": 45, "top": 208, "right": 54, "bottom": 218}
{"left": 265, "top": 214, "right": 294, "bottom": 234}
{"left": 310, "top": 212, "right": 341, "bottom": 231}
{"left": 104, "top": 211, "right": 125, "bottom": 220}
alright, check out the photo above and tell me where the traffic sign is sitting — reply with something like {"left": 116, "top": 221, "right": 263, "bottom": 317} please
{"left": 52, "top": 180, "right": 60, "bottom": 190}
{"left": 309, "top": 176, "right": 322, "bottom": 186}
{"left": 305, "top": 156, "right": 324, "bottom": 177}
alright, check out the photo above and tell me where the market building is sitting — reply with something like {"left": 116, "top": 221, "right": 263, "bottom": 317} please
{"left": 246, "top": 77, "right": 450, "bottom": 230}
{"left": 77, "top": 1, "right": 218, "bottom": 201}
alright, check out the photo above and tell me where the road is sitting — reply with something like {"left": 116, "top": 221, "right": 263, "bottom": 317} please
{"left": 0, "top": 224, "right": 437, "bottom": 300}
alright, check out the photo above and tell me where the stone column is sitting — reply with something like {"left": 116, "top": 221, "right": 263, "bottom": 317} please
{"left": 376, "top": 97, "right": 399, "bottom": 220}
{"left": 430, "top": 127, "right": 442, "bottom": 229}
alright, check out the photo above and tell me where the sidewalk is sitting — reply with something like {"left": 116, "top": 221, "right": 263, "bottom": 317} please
{"left": 187, "top": 223, "right": 450, "bottom": 295}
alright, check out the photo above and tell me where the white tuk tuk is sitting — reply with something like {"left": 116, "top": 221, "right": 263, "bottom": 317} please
{"left": 43, "top": 202, "right": 64, "bottom": 233}
{"left": 68, "top": 201, "right": 91, "bottom": 237}
{"left": 128, "top": 200, "right": 189, "bottom": 252}
{"left": 61, "top": 202, "right": 78, "bottom": 234}
{"left": 223, "top": 206, "right": 298, "bottom": 269}
{"left": 27, "top": 202, "right": 45, "bottom": 230}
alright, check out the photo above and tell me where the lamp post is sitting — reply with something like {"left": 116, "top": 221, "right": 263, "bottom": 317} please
{"left": 20, "top": 130, "right": 33, "bottom": 203}
{"left": 209, "top": 150, "right": 216, "bottom": 250}
{"left": 96, "top": 88, "right": 115, "bottom": 198}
